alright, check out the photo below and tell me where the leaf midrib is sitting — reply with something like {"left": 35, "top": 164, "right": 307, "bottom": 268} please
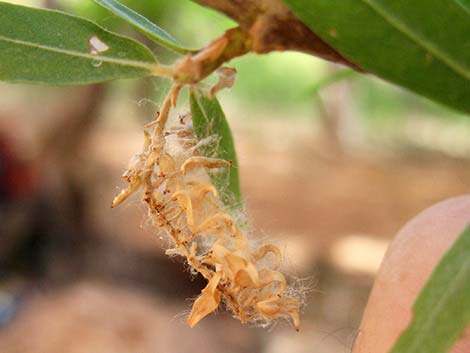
{"left": 453, "top": 0, "right": 470, "bottom": 14}
{"left": 0, "top": 34, "right": 158, "bottom": 71}
{"left": 360, "top": 0, "right": 470, "bottom": 80}
{"left": 193, "top": 93, "right": 211, "bottom": 125}
{"left": 398, "top": 256, "right": 470, "bottom": 353}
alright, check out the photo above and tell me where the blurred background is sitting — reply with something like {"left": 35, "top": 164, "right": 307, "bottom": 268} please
{"left": 1, "top": 1, "right": 469, "bottom": 352}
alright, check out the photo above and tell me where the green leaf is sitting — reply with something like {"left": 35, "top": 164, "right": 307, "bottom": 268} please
{"left": 455, "top": 0, "right": 470, "bottom": 13}
{"left": 283, "top": 0, "right": 470, "bottom": 113}
{"left": 190, "top": 89, "right": 242, "bottom": 208}
{"left": 0, "top": 2, "right": 159, "bottom": 85}
{"left": 388, "top": 226, "right": 470, "bottom": 353}
{"left": 92, "top": 0, "right": 193, "bottom": 54}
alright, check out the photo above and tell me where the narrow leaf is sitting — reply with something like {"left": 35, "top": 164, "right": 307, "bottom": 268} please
{"left": 190, "top": 89, "right": 242, "bottom": 208}
{"left": 389, "top": 226, "right": 470, "bottom": 353}
{"left": 92, "top": 0, "right": 193, "bottom": 54}
{"left": 0, "top": 2, "right": 159, "bottom": 85}
{"left": 283, "top": 0, "right": 470, "bottom": 113}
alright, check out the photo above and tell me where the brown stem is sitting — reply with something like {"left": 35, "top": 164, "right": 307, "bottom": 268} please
{"left": 173, "top": 27, "right": 251, "bottom": 83}
{"left": 191, "top": 0, "right": 361, "bottom": 70}
{"left": 168, "top": 1, "right": 363, "bottom": 85}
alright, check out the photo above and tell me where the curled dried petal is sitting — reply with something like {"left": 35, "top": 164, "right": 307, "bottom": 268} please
{"left": 171, "top": 191, "right": 195, "bottom": 227}
{"left": 194, "top": 213, "right": 235, "bottom": 236}
{"left": 258, "top": 269, "right": 287, "bottom": 292}
{"left": 251, "top": 244, "right": 282, "bottom": 269}
{"left": 111, "top": 177, "right": 141, "bottom": 208}
{"left": 181, "top": 156, "right": 232, "bottom": 174}
{"left": 256, "top": 296, "right": 281, "bottom": 316}
{"left": 256, "top": 296, "right": 301, "bottom": 331}
{"left": 187, "top": 272, "right": 222, "bottom": 328}
{"left": 234, "top": 266, "right": 259, "bottom": 287}
{"left": 211, "top": 244, "right": 259, "bottom": 287}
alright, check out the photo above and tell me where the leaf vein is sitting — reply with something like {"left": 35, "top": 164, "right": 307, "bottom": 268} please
{"left": 360, "top": 0, "right": 470, "bottom": 80}
{"left": 0, "top": 34, "right": 158, "bottom": 72}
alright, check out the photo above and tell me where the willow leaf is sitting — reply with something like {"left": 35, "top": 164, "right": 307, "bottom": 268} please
{"left": 0, "top": 2, "right": 158, "bottom": 85}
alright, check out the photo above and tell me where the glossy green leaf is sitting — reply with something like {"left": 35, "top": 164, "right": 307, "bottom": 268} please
{"left": 455, "top": 0, "right": 470, "bottom": 13}
{"left": 190, "top": 89, "right": 242, "bottom": 208}
{"left": 389, "top": 226, "right": 470, "bottom": 353}
{"left": 0, "top": 2, "right": 159, "bottom": 85}
{"left": 92, "top": 0, "right": 193, "bottom": 54}
{"left": 283, "top": 0, "right": 470, "bottom": 113}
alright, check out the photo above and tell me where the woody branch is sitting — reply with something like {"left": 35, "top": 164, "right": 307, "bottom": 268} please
{"left": 190, "top": 0, "right": 361, "bottom": 70}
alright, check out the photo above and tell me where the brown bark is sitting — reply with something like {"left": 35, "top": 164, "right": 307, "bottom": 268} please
{"left": 192, "top": 0, "right": 360, "bottom": 70}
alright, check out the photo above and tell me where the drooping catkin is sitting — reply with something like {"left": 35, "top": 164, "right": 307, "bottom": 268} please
{"left": 112, "top": 85, "right": 301, "bottom": 330}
